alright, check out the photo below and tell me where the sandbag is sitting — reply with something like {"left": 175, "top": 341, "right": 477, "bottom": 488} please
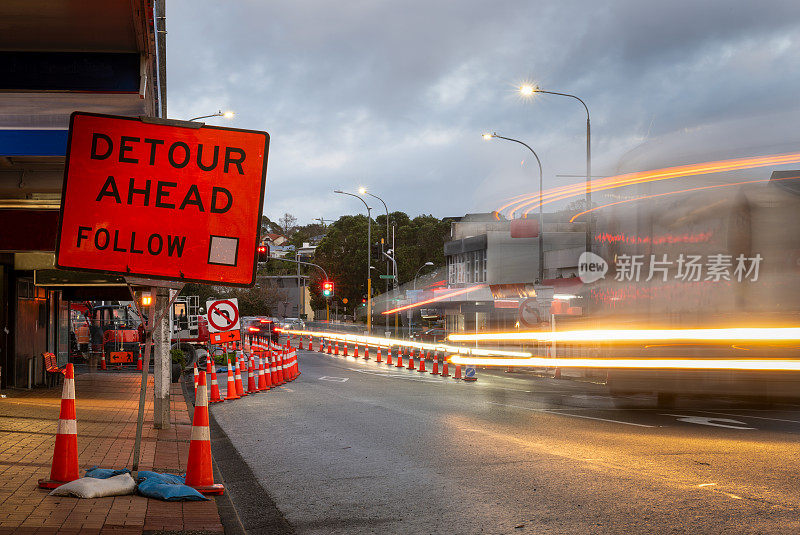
{"left": 84, "top": 466, "right": 131, "bottom": 479}
{"left": 49, "top": 473, "right": 136, "bottom": 498}
{"left": 136, "top": 471, "right": 207, "bottom": 501}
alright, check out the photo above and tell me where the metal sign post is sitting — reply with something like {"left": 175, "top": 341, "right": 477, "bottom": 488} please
{"left": 127, "top": 282, "right": 182, "bottom": 475}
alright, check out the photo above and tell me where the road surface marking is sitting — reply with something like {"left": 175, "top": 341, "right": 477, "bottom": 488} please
{"left": 661, "top": 414, "right": 755, "bottom": 430}
{"left": 348, "top": 368, "right": 444, "bottom": 383}
{"left": 487, "top": 401, "right": 655, "bottom": 428}
{"left": 694, "top": 410, "right": 800, "bottom": 424}
{"left": 319, "top": 376, "right": 349, "bottom": 382}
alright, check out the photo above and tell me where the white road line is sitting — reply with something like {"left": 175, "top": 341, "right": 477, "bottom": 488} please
{"left": 661, "top": 414, "right": 755, "bottom": 430}
{"left": 694, "top": 410, "right": 800, "bottom": 424}
{"left": 487, "top": 401, "right": 655, "bottom": 428}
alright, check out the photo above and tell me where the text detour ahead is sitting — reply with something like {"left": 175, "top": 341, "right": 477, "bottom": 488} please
{"left": 56, "top": 112, "right": 269, "bottom": 287}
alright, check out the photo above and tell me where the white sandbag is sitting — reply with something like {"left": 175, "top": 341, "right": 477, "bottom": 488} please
{"left": 49, "top": 473, "right": 136, "bottom": 498}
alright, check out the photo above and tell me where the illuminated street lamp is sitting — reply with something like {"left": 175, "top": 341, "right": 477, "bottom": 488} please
{"left": 519, "top": 84, "right": 592, "bottom": 254}
{"left": 334, "top": 189, "right": 373, "bottom": 332}
{"left": 483, "top": 132, "right": 544, "bottom": 283}
{"left": 187, "top": 109, "right": 235, "bottom": 122}
{"left": 413, "top": 262, "right": 435, "bottom": 291}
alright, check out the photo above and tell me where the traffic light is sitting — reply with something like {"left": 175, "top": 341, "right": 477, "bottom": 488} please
{"left": 257, "top": 244, "right": 269, "bottom": 263}
{"left": 322, "top": 280, "right": 334, "bottom": 297}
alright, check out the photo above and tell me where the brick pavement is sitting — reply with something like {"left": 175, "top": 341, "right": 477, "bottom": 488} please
{"left": 0, "top": 369, "right": 224, "bottom": 534}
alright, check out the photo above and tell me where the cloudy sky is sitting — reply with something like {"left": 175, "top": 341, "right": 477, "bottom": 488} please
{"left": 167, "top": 0, "right": 800, "bottom": 224}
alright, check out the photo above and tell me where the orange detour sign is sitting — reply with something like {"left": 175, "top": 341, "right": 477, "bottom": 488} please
{"left": 56, "top": 112, "right": 269, "bottom": 287}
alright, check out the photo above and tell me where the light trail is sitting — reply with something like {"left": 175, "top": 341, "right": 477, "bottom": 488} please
{"left": 493, "top": 152, "right": 800, "bottom": 219}
{"left": 448, "top": 355, "right": 800, "bottom": 371}
{"left": 448, "top": 327, "right": 800, "bottom": 344}
{"left": 277, "top": 328, "right": 530, "bottom": 358}
{"left": 568, "top": 175, "right": 800, "bottom": 222}
{"left": 382, "top": 285, "right": 486, "bottom": 315}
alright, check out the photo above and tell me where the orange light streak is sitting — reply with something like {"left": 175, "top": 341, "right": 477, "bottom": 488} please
{"left": 569, "top": 175, "right": 800, "bottom": 222}
{"left": 382, "top": 285, "right": 486, "bottom": 315}
{"left": 493, "top": 152, "right": 800, "bottom": 219}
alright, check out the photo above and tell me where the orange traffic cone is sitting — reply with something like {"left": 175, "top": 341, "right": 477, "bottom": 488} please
{"left": 354, "top": 344, "right": 359, "bottom": 358}
{"left": 343, "top": 342, "right": 349, "bottom": 356}
{"left": 136, "top": 347, "right": 143, "bottom": 371}
{"left": 441, "top": 359, "right": 450, "bottom": 377}
{"left": 364, "top": 345, "right": 370, "bottom": 360}
{"left": 257, "top": 355, "right": 268, "bottom": 390}
{"left": 386, "top": 347, "right": 393, "bottom": 366}
{"left": 335, "top": 342, "right": 339, "bottom": 356}
{"left": 224, "top": 357, "right": 239, "bottom": 400}
{"left": 184, "top": 371, "right": 224, "bottom": 495}
{"left": 234, "top": 359, "right": 247, "bottom": 397}
{"left": 277, "top": 350, "right": 286, "bottom": 384}
{"left": 418, "top": 353, "right": 427, "bottom": 372}
{"left": 430, "top": 355, "right": 439, "bottom": 375}
{"left": 395, "top": 348, "right": 404, "bottom": 368}
{"left": 376, "top": 347, "right": 382, "bottom": 363}
{"left": 193, "top": 363, "right": 199, "bottom": 397}
{"left": 407, "top": 350, "right": 415, "bottom": 370}
{"left": 100, "top": 353, "right": 106, "bottom": 371}
{"left": 38, "top": 364, "right": 79, "bottom": 489}
{"left": 208, "top": 358, "right": 222, "bottom": 403}
{"left": 247, "top": 357, "right": 257, "bottom": 393}
{"left": 454, "top": 364, "right": 462, "bottom": 380}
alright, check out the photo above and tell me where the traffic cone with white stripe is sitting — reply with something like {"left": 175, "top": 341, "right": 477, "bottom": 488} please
{"left": 224, "top": 357, "right": 239, "bottom": 400}
{"left": 454, "top": 364, "right": 462, "bottom": 380}
{"left": 441, "top": 358, "right": 450, "bottom": 377}
{"left": 247, "top": 356, "right": 257, "bottom": 393}
{"left": 395, "top": 347, "right": 404, "bottom": 368}
{"left": 100, "top": 353, "right": 106, "bottom": 371}
{"left": 257, "top": 355, "right": 268, "bottom": 390}
{"left": 430, "top": 354, "right": 439, "bottom": 375}
{"left": 335, "top": 341, "right": 339, "bottom": 356}
{"left": 418, "top": 352, "right": 427, "bottom": 372}
{"left": 354, "top": 344, "right": 359, "bottom": 358}
{"left": 364, "top": 345, "right": 370, "bottom": 360}
{"left": 38, "top": 363, "right": 79, "bottom": 489}
{"left": 386, "top": 346, "right": 393, "bottom": 366}
{"left": 277, "top": 349, "right": 286, "bottom": 384}
{"left": 376, "top": 346, "right": 382, "bottom": 363}
{"left": 343, "top": 342, "right": 349, "bottom": 357}
{"left": 184, "top": 371, "right": 224, "bottom": 495}
{"left": 193, "top": 363, "right": 199, "bottom": 397}
{"left": 136, "top": 347, "right": 143, "bottom": 371}
{"left": 207, "top": 358, "right": 222, "bottom": 403}
{"left": 234, "top": 358, "right": 247, "bottom": 397}
{"left": 407, "top": 350, "right": 416, "bottom": 370}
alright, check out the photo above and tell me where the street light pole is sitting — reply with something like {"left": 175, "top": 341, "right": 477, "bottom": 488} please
{"left": 520, "top": 86, "right": 591, "bottom": 254}
{"left": 363, "top": 190, "right": 390, "bottom": 332}
{"left": 187, "top": 110, "right": 235, "bottom": 122}
{"left": 334, "top": 190, "right": 372, "bottom": 333}
{"left": 411, "top": 261, "right": 434, "bottom": 338}
{"left": 483, "top": 132, "right": 544, "bottom": 283}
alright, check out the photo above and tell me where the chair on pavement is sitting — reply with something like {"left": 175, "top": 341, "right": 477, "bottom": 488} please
{"left": 43, "top": 352, "right": 66, "bottom": 387}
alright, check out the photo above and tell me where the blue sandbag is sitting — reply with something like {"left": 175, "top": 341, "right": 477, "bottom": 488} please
{"left": 85, "top": 466, "right": 131, "bottom": 479}
{"left": 136, "top": 471, "right": 208, "bottom": 501}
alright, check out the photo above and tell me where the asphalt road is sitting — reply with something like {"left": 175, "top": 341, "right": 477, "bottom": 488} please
{"left": 211, "top": 349, "right": 800, "bottom": 534}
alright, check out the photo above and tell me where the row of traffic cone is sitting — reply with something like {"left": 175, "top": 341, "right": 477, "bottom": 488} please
{"left": 301, "top": 336, "right": 475, "bottom": 381}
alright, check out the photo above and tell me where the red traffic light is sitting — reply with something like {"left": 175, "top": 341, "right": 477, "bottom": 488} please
{"left": 256, "top": 244, "right": 269, "bottom": 262}
{"left": 322, "top": 280, "right": 334, "bottom": 297}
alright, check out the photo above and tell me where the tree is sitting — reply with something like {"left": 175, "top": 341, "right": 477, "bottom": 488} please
{"left": 312, "top": 212, "right": 451, "bottom": 314}
{"left": 278, "top": 213, "right": 298, "bottom": 236}
{"left": 260, "top": 215, "right": 282, "bottom": 238}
